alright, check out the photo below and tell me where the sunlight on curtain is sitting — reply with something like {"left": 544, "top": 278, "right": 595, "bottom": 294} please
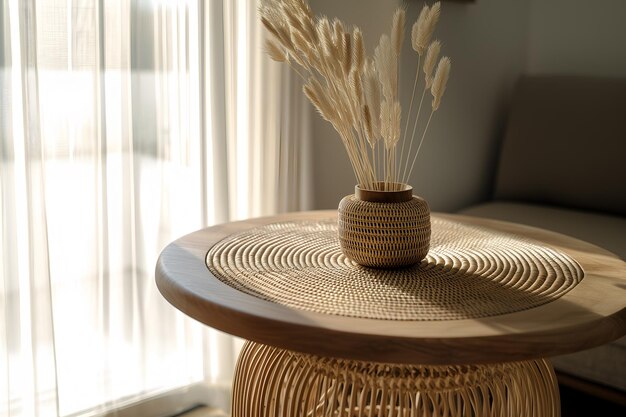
{"left": 0, "top": 0, "right": 310, "bottom": 416}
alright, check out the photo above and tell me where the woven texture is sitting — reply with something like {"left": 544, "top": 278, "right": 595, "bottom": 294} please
{"left": 338, "top": 195, "right": 431, "bottom": 267}
{"left": 206, "top": 218, "right": 584, "bottom": 321}
{"left": 233, "top": 341, "right": 559, "bottom": 417}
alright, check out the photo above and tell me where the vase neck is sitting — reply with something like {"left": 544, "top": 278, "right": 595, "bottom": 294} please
{"left": 355, "top": 183, "right": 413, "bottom": 203}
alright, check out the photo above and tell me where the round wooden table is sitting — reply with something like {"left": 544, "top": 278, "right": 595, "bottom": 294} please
{"left": 156, "top": 211, "right": 626, "bottom": 417}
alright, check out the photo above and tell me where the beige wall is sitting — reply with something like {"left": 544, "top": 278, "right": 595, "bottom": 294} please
{"left": 310, "top": 0, "right": 530, "bottom": 211}
{"left": 528, "top": 0, "right": 626, "bottom": 77}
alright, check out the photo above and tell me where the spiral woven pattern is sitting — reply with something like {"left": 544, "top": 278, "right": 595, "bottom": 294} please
{"left": 338, "top": 195, "right": 431, "bottom": 267}
{"left": 206, "top": 218, "right": 584, "bottom": 321}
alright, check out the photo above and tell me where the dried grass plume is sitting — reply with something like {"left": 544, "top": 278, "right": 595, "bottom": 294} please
{"left": 432, "top": 56, "right": 451, "bottom": 111}
{"left": 412, "top": 2, "right": 440, "bottom": 55}
{"left": 261, "top": 0, "right": 451, "bottom": 191}
{"left": 392, "top": 8, "right": 406, "bottom": 57}
{"left": 424, "top": 40, "right": 441, "bottom": 88}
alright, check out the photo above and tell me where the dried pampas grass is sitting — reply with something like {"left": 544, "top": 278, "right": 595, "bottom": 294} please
{"left": 342, "top": 33, "right": 352, "bottom": 75}
{"left": 261, "top": 0, "right": 451, "bottom": 191}
{"left": 349, "top": 69, "right": 363, "bottom": 105}
{"left": 411, "top": 5, "right": 429, "bottom": 54}
{"left": 364, "top": 60, "right": 381, "bottom": 141}
{"left": 432, "top": 57, "right": 451, "bottom": 111}
{"left": 374, "top": 35, "right": 397, "bottom": 103}
{"left": 412, "top": 2, "right": 440, "bottom": 55}
{"left": 353, "top": 28, "right": 365, "bottom": 70}
{"left": 265, "top": 39, "right": 287, "bottom": 62}
{"left": 392, "top": 8, "right": 406, "bottom": 57}
{"left": 424, "top": 40, "right": 441, "bottom": 88}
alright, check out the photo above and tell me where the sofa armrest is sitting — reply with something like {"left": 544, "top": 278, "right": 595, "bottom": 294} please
{"left": 494, "top": 75, "right": 626, "bottom": 216}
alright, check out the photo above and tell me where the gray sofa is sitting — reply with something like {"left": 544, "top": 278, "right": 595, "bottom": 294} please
{"left": 460, "top": 75, "right": 626, "bottom": 392}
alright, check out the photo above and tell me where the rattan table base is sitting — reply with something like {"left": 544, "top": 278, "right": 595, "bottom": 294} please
{"left": 232, "top": 340, "right": 560, "bottom": 417}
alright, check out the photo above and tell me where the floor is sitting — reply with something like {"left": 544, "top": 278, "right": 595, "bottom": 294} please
{"left": 175, "top": 406, "right": 226, "bottom": 417}
{"left": 560, "top": 385, "right": 626, "bottom": 416}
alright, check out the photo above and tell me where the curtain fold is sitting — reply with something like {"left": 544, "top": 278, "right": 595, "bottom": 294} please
{"left": 1, "top": 1, "right": 59, "bottom": 416}
{"left": 0, "top": 0, "right": 311, "bottom": 416}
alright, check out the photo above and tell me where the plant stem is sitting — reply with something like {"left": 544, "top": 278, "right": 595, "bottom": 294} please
{"left": 371, "top": 144, "right": 377, "bottom": 185}
{"left": 398, "top": 56, "right": 421, "bottom": 181}
{"left": 402, "top": 86, "right": 428, "bottom": 182}
{"left": 378, "top": 140, "right": 382, "bottom": 188}
{"left": 287, "top": 61, "right": 308, "bottom": 82}
{"left": 405, "top": 110, "right": 434, "bottom": 184}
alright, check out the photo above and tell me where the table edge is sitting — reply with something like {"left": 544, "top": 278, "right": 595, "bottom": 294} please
{"left": 155, "top": 210, "right": 626, "bottom": 364}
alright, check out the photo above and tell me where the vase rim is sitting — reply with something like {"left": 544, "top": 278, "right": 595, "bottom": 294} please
{"left": 355, "top": 183, "right": 413, "bottom": 203}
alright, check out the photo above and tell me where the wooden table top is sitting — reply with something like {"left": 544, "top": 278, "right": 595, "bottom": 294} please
{"left": 156, "top": 210, "right": 626, "bottom": 365}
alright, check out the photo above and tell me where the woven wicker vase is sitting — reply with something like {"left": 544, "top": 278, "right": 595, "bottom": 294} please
{"left": 338, "top": 183, "right": 431, "bottom": 268}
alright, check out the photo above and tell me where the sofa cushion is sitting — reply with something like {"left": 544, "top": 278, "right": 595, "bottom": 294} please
{"left": 550, "top": 343, "right": 626, "bottom": 393}
{"left": 460, "top": 201, "right": 626, "bottom": 260}
{"left": 460, "top": 201, "right": 626, "bottom": 391}
{"left": 494, "top": 76, "right": 626, "bottom": 216}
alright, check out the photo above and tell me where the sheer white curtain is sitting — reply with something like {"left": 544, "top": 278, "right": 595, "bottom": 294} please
{"left": 0, "top": 0, "right": 311, "bottom": 416}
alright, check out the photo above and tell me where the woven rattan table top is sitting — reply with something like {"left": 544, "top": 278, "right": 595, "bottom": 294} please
{"left": 207, "top": 218, "right": 583, "bottom": 321}
{"left": 156, "top": 211, "right": 626, "bottom": 364}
